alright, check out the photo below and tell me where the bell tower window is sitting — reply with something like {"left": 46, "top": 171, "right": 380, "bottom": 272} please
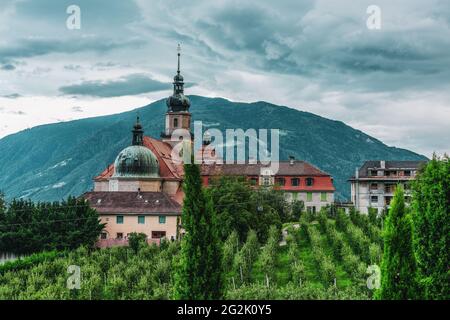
{"left": 173, "top": 118, "right": 178, "bottom": 128}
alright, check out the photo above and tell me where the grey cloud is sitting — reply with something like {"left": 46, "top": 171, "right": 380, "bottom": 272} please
{"left": 59, "top": 74, "right": 170, "bottom": 97}
{"left": 8, "top": 110, "right": 26, "bottom": 115}
{"left": 0, "top": 37, "right": 145, "bottom": 63}
{"left": 2, "top": 93, "right": 22, "bottom": 99}
{"left": 71, "top": 106, "right": 83, "bottom": 112}
{"left": 1, "top": 63, "right": 16, "bottom": 70}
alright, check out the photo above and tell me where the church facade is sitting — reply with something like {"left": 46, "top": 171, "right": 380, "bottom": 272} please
{"left": 83, "top": 48, "right": 335, "bottom": 244}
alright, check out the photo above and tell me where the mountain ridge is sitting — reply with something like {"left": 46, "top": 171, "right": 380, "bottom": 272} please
{"left": 0, "top": 95, "right": 427, "bottom": 201}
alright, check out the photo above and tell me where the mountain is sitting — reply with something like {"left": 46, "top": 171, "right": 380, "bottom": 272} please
{"left": 0, "top": 96, "right": 427, "bottom": 201}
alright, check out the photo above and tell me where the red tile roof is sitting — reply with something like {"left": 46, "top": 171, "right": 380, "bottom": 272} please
{"left": 200, "top": 161, "right": 331, "bottom": 176}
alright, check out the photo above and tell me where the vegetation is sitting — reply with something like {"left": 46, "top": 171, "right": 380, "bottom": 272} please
{"left": 174, "top": 161, "right": 223, "bottom": 299}
{"left": 207, "top": 176, "right": 298, "bottom": 243}
{"left": 0, "top": 196, "right": 104, "bottom": 255}
{"left": 0, "top": 209, "right": 379, "bottom": 300}
{"left": 377, "top": 186, "right": 417, "bottom": 299}
{"left": 411, "top": 155, "right": 449, "bottom": 299}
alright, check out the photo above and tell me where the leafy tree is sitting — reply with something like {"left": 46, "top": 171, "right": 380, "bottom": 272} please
{"left": 411, "top": 155, "right": 449, "bottom": 299}
{"left": 174, "top": 162, "right": 223, "bottom": 299}
{"left": 207, "top": 176, "right": 283, "bottom": 243}
{"left": 378, "top": 186, "right": 417, "bottom": 299}
{"left": 0, "top": 197, "right": 104, "bottom": 254}
{"left": 222, "top": 230, "right": 239, "bottom": 274}
{"left": 128, "top": 232, "right": 147, "bottom": 253}
{"left": 260, "top": 225, "right": 279, "bottom": 284}
{"left": 234, "top": 230, "right": 259, "bottom": 284}
{"left": 290, "top": 200, "right": 304, "bottom": 221}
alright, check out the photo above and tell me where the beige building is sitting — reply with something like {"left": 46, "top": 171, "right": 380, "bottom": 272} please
{"left": 349, "top": 160, "right": 427, "bottom": 214}
{"left": 84, "top": 191, "right": 181, "bottom": 242}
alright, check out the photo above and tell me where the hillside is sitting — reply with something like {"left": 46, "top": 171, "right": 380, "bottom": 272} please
{"left": 0, "top": 95, "right": 426, "bottom": 201}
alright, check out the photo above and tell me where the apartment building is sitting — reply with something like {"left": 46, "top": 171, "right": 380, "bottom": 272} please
{"left": 349, "top": 160, "right": 427, "bottom": 214}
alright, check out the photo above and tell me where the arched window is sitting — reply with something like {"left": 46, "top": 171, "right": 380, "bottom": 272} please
{"left": 173, "top": 118, "right": 178, "bottom": 128}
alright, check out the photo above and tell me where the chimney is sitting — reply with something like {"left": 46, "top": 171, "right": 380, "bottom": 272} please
{"left": 289, "top": 155, "right": 295, "bottom": 165}
{"left": 355, "top": 168, "right": 359, "bottom": 179}
{"left": 380, "top": 160, "right": 385, "bottom": 169}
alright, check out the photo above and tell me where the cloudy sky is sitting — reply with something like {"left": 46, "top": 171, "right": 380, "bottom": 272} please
{"left": 0, "top": 0, "right": 449, "bottom": 157}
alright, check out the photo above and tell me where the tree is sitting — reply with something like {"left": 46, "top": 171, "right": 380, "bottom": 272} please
{"left": 0, "top": 196, "right": 104, "bottom": 254}
{"left": 260, "top": 225, "right": 279, "bottom": 285}
{"left": 378, "top": 185, "right": 417, "bottom": 299}
{"left": 128, "top": 232, "right": 147, "bottom": 253}
{"left": 174, "top": 161, "right": 223, "bottom": 299}
{"left": 290, "top": 200, "right": 304, "bottom": 221}
{"left": 207, "top": 176, "right": 282, "bottom": 243}
{"left": 222, "top": 230, "right": 239, "bottom": 274}
{"left": 234, "top": 230, "right": 259, "bottom": 284}
{"left": 411, "top": 155, "right": 449, "bottom": 299}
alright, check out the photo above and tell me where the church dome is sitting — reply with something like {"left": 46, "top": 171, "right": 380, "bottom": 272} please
{"left": 113, "top": 145, "right": 159, "bottom": 178}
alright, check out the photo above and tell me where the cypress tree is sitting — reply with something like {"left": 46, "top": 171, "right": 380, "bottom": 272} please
{"left": 411, "top": 155, "right": 449, "bottom": 299}
{"left": 378, "top": 185, "right": 417, "bottom": 299}
{"left": 174, "top": 161, "right": 223, "bottom": 299}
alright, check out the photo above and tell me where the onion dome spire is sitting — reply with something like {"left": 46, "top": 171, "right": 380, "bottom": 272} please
{"left": 166, "top": 44, "right": 190, "bottom": 112}
{"left": 132, "top": 115, "right": 144, "bottom": 146}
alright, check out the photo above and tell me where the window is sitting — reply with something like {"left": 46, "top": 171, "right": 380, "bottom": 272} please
{"left": 116, "top": 215, "right": 124, "bottom": 224}
{"left": 306, "top": 178, "right": 314, "bottom": 186}
{"left": 307, "top": 192, "right": 313, "bottom": 202}
{"left": 173, "top": 118, "right": 178, "bottom": 127}
{"left": 138, "top": 216, "right": 145, "bottom": 224}
{"left": 404, "top": 170, "right": 411, "bottom": 176}
{"left": 370, "top": 183, "right": 378, "bottom": 191}
{"left": 249, "top": 177, "right": 258, "bottom": 185}
{"left": 152, "top": 231, "right": 166, "bottom": 239}
{"left": 306, "top": 206, "right": 316, "bottom": 214}
{"left": 263, "top": 176, "right": 271, "bottom": 186}
{"left": 292, "top": 192, "right": 298, "bottom": 200}
{"left": 100, "top": 232, "right": 107, "bottom": 240}
{"left": 321, "top": 192, "right": 327, "bottom": 202}
{"left": 116, "top": 232, "right": 123, "bottom": 239}
{"left": 371, "top": 196, "right": 378, "bottom": 203}
{"left": 369, "top": 170, "right": 377, "bottom": 176}
{"left": 159, "top": 216, "right": 166, "bottom": 224}
{"left": 291, "top": 178, "right": 300, "bottom": 186}
{"left": 275, "top": 177, "right": 285, "bottom": 186}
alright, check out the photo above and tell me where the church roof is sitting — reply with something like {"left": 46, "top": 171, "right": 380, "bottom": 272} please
{"left": 83, "top": 191, "right": 182, "bottom": 214}
{"left": 94, "top": 136, "right": 183, "bottom": 181}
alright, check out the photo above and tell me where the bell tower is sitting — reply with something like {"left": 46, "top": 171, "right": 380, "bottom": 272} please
{"left": 161, "top": 44, "right": 192, "bottom": 146}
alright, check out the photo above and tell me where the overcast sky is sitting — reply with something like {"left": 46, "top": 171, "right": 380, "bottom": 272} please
{"left": 0, "top": 0, "right": 449, "bottom": 157}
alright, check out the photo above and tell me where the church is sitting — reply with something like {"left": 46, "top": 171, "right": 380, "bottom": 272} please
{"left": 83, "top": 48, "right": 335, "bottom": 245}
